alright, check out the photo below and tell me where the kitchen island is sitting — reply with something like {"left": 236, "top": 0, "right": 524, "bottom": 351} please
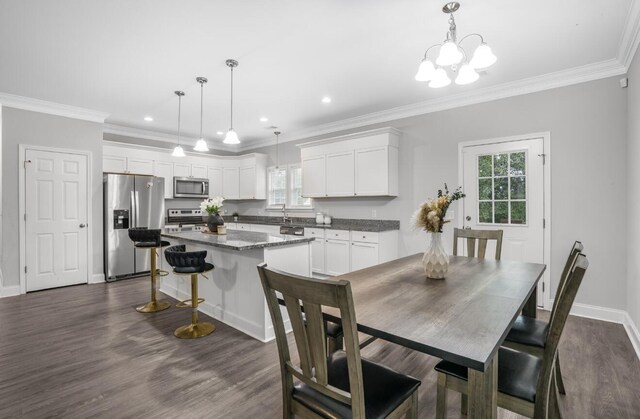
{"left": 159, "top": 228, "right": 313, "bottom": 342}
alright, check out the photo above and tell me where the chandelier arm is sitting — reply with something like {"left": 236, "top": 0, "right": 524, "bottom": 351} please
{"left": 422, "top": 44, "right": 443, "bottom": 61}
{"left": 458, "top": 33, "right": 485, "bottom": 46}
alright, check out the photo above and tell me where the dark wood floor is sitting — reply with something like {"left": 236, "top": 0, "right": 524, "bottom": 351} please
{"left": 1, "top": 278, "right": 638, "bottom": 418}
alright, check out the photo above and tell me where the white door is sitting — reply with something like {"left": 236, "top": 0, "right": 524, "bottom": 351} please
{"left": 25, "top": 149, "right": 88, "bottom": 291}
{"left": 350, "top": 242, "right": 379, "bottom": 271}
{"left": 302, "top": 155, "right": 326, "bottom": 197}
{"left": 325, "top": 239, "right": 350, "bottom": 276}
{"left": 326, "top": 151, "right": 355, "bottom": 197}
{"left": 462, "top": 137, "right": 545, "bottom": 304}
{"left": 239, "top": 166, "right": 256, "bottom": 199}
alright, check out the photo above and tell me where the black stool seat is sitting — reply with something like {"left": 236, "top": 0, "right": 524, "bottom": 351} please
{"left": 505, "top": 315, "right": 549, "bottom": 348}
{"left": 174, "top": 263, "right": 215, "bottom": 274}
{"left": 135, "top": 239, "right": 171, "bottom": 248}
{"left": 325, "top": 321, "right": 343, "bottom": 339}
{"left": 434, "top": 347, "right": 541, "bottom": 403}
{"left": 127, "top": 228, "right": 171, "bottom": 313}
{"left": 128, "top": 228, "right": 167, "bottom": 248}
{"left": 164, "top": 245, "right": 214, "bottom": 274}
{"left": 293, "top": 350, "right": 421, "bottom": 418}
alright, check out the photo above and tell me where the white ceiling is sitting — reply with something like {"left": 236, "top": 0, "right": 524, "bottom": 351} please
{"left": 0, "top": 0, "right": 637, "bottom": 151}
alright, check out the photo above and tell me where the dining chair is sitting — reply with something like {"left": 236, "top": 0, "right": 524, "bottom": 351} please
{"left": 453, "top": 227, "right": 504, "bottom": 260}
{"left": 258, "top": 263, "right": 421, "bottom": 418}
{"left": 434, "top": 253, "right": 589, "bottom": 419}
{"left": 503, "top": 241, "right": 583, "bottom": 395}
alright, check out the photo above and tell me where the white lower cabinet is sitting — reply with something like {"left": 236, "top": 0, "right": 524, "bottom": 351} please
{"left": 306, "top": 228, "right": 326, "bottom": 275}
{"left": 350, "top": 242, "right": 379, "bottom": 271}
{"left": 325, "top": 233, "right": 350, "bottom": 276}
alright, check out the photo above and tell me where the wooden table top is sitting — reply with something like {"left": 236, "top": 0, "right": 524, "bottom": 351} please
{"left": 324, "top": 254, "right": 546, "bottom": 371}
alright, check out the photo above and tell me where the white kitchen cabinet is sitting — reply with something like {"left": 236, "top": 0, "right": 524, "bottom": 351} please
{"left": 306, "top": 228, "right": 326, "bottom": 275}
{"left": 191, "top": 164, "right": 208, "bottom": 179}
{"left": 239, "top": 166, "right": 257, "bottom": 199}
{"left": 154, "top": 161, "right": 174, "bottom": 199}
{"left": 125, "top": 157, "right": 154, "bottom": 175}
{"left": 222, "top": 167, "right": 240, "bottom": 199}
{"left": 173, "top": 163, "right": 191, "bottom": 178}
{"left": 325, "top": 233, "right": 350, "bottom": 276}
{"left": 207, "top": 166, "right": 223, "bottom": 198}
{"left": 355, "top": 147, "right": 397, "bottom": 196}
{"left": 103, "top": 155, "right": 127, "bottom": 173}
{"left": 326, "top": 151, "right": 355, "bottom": 196}
{"left": 350, "top": 242, "right": 379, "bottom": 271}
{"left": 302, "top": 155, "right": 326, "bottom": 197}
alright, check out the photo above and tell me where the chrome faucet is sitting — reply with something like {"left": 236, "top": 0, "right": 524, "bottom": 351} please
{"left": 282, "top": 204, "right": 291, "bottom": 224}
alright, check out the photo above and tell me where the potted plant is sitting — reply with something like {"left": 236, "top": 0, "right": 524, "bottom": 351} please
{"left": 201, "top": 197, "right": 225, "bottom": 233}
{"left": 232, "top": 212, "right": 239, "bottom": 222}
{"left": 412, "top": 184, "right": 465, "bottom": 279}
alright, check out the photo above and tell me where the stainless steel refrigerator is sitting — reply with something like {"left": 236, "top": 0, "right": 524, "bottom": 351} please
{"left": 103, "top": 174, "right": 165, "bottom": 281}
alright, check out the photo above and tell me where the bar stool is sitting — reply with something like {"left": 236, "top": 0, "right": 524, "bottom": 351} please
{"left": 164, "top": 245, "right": 215, "bottom": 339}
{"left": 128, "top": 228, "right": 171, "bottom": 313}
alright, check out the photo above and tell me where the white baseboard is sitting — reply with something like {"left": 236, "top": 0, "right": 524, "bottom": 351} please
{"left": 623, "top": 313, "right": 640, "bottom": 362}
{"left": 89, "top": 273, "right": 105, "bottom": 284}
{"left": 567, "top": 302, "right": 628, "bottom": 323}
{"left": 0, "top": 284, "right": 21, "bottom": 298}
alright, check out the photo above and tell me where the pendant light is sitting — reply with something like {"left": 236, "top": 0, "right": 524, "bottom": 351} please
{"left": 194, "top": 77, "right": 210, "bottom": 152}
{"left": 223, "top": 59, "right": 240, "bottom": 145}
{"left": 274, "top": 131, "right": 281, "bottom": 169}
{"left": 172, "top": 90, "right": 186, "bottom": 157}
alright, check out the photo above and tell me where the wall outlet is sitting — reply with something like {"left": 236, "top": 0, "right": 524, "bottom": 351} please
{"left": 223, "top": 209, "right": 228, "bottom": 214}
{"left": 371, "top": 210, "right": 377, "bottom": 218}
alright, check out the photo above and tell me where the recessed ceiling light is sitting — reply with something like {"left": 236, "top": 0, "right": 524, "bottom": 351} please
{"left": 144, "top": 116, "right": 153, "bottom": 121}
{"left": 322, "top": 97, "right": 332, "bottom": 104}
{"left": 216, "top": 131, "right": 224, "bottom": 135}
{"left": 260, "top": 117, "right": 269, "bottom": 122}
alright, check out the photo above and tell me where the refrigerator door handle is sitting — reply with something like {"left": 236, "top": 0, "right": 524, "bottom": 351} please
{"left": 135, "top": 191, "right": 140, "bottom": 228}
{"left": 130, "top": 190, "right": 136, "bottom": 228}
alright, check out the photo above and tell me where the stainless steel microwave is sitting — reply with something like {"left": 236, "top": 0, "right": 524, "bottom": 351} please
{"left": 173, "top": 177, "right": 209, "bottom": 198}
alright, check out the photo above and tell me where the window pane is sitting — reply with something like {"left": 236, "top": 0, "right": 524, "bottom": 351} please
{"left": 511, "top": 201, "right": 526, "bottom": 224}
{"left": 479, "top": 202, "right": 493, "bottom": 223}
{"left": 478, "top": 155, "right": 492, "bottom": 177}
{"left": 510, "top": 176, "right": 526, "bottom": 199}
{"left": 494, "top": 201, "right": 508, "bottom": 224}
{"left": 510, "top": 152, "right": 526, "bottom": 176}
{"left": 478, "top": 178, "right": 492, "bottom": 200}
{"left": 494, "top": 154, "right": 508, "bottom": 176}
{"left": 289, "top": 166, "right": 311, "bottom": 207}
{"left": 494, "top": 178, "right": 508, "bottom": 200}
{"left": 268, "top": 167, "right": 287, "bottom": 206}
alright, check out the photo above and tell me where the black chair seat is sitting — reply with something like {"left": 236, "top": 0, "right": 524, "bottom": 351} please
{"left": 293, "top": 351, "right": 420, "bottom": 418}
{"left": 135, "top": 239, "right": 171, "bottom": 248}
{"left": 505, "top": 315, "right": 549, "bottom": 348}
{"left": 325, "top": 321, "right": 343, "bottom": 339}
{"left": 174, "top": 262, "right": 214, "bottom": 274}
{"left": 434, "top": 347, "right": 541, "bottom": 403}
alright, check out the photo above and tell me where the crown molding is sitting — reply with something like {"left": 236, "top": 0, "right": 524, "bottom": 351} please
{"left": 235, "top": 58, "right": 626, "bottom": 152}
{"left": 0, "top": 92, "right": 109, "bottom": 123}
{"left": 618, "top": 0, "right": 640, "bottom": 70}
{"left": 103, "top": 123, "right": 237, "bottom": 153}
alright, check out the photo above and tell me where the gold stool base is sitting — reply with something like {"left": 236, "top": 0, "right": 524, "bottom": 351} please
{"left": 136, "top": 300, "right": 171, "bottom": 313}
{"left": 174, "top": 322, "right": 215, "bottom": 339}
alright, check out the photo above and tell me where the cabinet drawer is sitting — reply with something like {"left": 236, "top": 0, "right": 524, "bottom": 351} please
{"left": 326, "top": 229, "right": 350, "bottom": 241}
{"left": 305, "top": 228, "right": 326, "bottom": 239}
{"left": 350, "top": 231, "right": 379, "bottom": 244}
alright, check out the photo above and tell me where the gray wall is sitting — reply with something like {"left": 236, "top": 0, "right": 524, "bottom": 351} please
{"left": 239, "top": 76, "right": 629, "bottom": 311}
{"left": 103, "top": 132, "right": 237, "bottom": 157}
{"left": 628, "top": 49, "right": 640, "bottom": 328}
{"left": 1, "top": 107, "right": 104, "bottom": 287}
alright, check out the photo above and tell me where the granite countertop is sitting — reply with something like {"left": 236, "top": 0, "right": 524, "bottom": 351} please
{"left": 229, "top": 216, "right": 400, "bottom": 232}
{"left": 162, "top": 228, "right": 314, "bottom": 251}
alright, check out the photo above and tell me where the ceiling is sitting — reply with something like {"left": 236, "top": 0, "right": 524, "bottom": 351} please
{"left": 0, "top": 0, "right": 637, "bottom": 151}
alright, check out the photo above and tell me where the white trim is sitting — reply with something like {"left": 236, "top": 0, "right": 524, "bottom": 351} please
{"left": 103, "top": 124, "right": 237, "bottom": 153}
{"left": 623, "top": 312, "right": 640, "bottom": 361}
{"left": 619, "top": 0, "right": 640, "bottom": 70}
{"left": 562, "top": 302, "right": 628, "bottom": 323}
{"left": 89, "top": 273, "right": 105, "bottom": 284}
{"left": 18, "top": 144, "right": 93, "bottom": 295}
{"left": 0, "top": 284, "right": 20, "bottom": 298}
{"left": 0, "top": 92, "right": 109, "bottom": 123}
{"left": 457, "top": 132, "right": 552, "bottom": 310}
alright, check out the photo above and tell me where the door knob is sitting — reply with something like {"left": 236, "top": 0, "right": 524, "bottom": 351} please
{"left": 79, "top": 223, "right": 87, "bottom": 228}
{"left": 466, "top": 216, "right": 471, "bottom": 221}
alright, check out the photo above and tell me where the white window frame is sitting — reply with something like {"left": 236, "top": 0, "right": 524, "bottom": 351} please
{"left": 266, "top": 164, "right": 313, "bottom": 211}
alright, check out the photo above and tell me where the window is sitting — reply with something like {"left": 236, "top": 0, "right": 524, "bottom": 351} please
{"left": 477, "top": 151, "right": 527, "bottom": 225}
{"left": 267, "top": 164, "right": 312, "bottom": 209}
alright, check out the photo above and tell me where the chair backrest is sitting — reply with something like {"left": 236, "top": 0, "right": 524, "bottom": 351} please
{"left": 128, "top": 227, "right": 161, "bottom": 246}
{"left": 549, "top": 241, "right": 583, "bottom": 324}
{"left": 257, "top": 263, "right": 365, "bottom": 417}
{"left": 164, "top": 244, "right": 207, "bottom": 271}
{"left": 453, "top": 228, "right": 504, "bottom": 260}
{"left": 535, "top": 254, "right": 588, "bottom": 418}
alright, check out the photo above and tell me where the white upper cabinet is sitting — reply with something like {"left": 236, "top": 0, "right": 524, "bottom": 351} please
{"left": 239, "top": 166, "right": 257, "bottom": 199}
{"left": 154, "top": 161, "right": 174, "bottom": 199}
{"left": 302, "top": 155, "right": 326, "bottom": 197}
{"left": 222, "top": 167, "right": 240, "bottom": 199}
{"left": 299, "top": 127, "right": 400, "bottom": 198}
{"left": 125, "top": 157, "right": 154, "bottom": 175}
{"left": 103, "top": 154, "right": 153, "bottom": 176}
{"left": 207, "top": 166, "right": 223, "bottom": 198}
{"left": 191, "top": 164, "right": 208, "bottom": 179}
{"left": 103, "top": 155, "right": 127, "bottom": 173}
{"left": 173, "top": 163, "right": 191, "bottom": 178}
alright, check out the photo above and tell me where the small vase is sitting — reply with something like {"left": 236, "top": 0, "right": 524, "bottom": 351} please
{"left": 206, "top": 213, "right": 224, "bottom": 233}
{"left": 422, "top": 232, "right": 449, "bottom": 279}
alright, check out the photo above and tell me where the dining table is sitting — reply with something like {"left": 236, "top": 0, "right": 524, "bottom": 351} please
{"left": 323, "top": 253, "right": 546, "bottom": 419}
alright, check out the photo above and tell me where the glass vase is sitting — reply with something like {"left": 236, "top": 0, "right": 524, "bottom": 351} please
{"left": 422, "top": 232, "right": 449, "bottom": 279}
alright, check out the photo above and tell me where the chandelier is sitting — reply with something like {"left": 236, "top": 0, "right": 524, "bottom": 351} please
{"left": 415, "top": 2, "right": 496, "bottom": 88}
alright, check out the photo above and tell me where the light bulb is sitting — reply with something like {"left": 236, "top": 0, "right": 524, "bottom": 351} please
{"left": 172, "top": 145, "right": 186, "bottom": 157}
{"left": 223, "top": 129, "right": 240, "bottom": 145}
{"left": 455, "top": 64, "right": 480, "bottom": 85}
{"left": 436, "top": 40, "right": 463, "bottom": 66}
{"left": 415, "top": 59, "right": 436, "bottom": 82}
{"left": 193, "top": 139, "right": 209, "bottom": 152}
{"left": 469, "top": 43, "right": 496, "bottom": 69}
{"left": 428, "top": 68, "right": 451, "bottom": 88}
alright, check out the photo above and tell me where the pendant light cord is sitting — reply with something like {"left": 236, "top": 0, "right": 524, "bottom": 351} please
{"left": 200, "top": 82, "right": 204, "bottom": 139}
{"left": 177, "top": 95, "right": 182, "bottom": 146}
{"left": 230, "top": 66, "right": 234, "bottom": 130}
